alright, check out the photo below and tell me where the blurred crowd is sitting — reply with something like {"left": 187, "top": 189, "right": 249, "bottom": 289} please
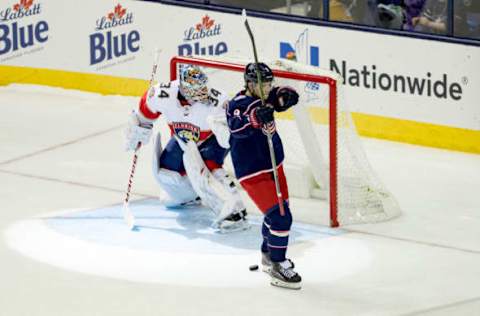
{"left": 340, "top": 0, "right": 480, "bottom": 39}
{"left": 198, "top": 0, "right": 480, "bottom": 40}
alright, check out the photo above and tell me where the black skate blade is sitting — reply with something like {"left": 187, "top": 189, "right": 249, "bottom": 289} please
{"left": 213, "top": 220, "right": 251, "bottom": 234}
{"left": 216, "top": 224, "right": 250, "bottom": 234}
{"left": 270, "top": 278, "right": 302, "bottom": 290}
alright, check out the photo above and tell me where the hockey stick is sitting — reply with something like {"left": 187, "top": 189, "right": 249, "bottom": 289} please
{"left": 122, "top": 48, "right": 161, "bottom": 230}
{"left": 242, "top": 9, "right": 285, "bottom": 216}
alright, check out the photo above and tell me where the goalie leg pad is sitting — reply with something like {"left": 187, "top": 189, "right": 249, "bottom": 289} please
{"left": 178, "top": 138, "right": 248, "bottom": 231}
{"left": 154, "top": 168, "right": 198, "bottom": 207}
{"left": 180, "top": 139, "right": 228, "bottom": 215}
{"left": 152, "top": 133, "right": 197, "bottom": 207}
{"left": 211, "top": 168, "right": 247, "bottom": 220}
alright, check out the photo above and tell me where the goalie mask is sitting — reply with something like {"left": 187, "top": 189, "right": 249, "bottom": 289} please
{"left": 179, "top": 65, "right": 209, "bottom": 104}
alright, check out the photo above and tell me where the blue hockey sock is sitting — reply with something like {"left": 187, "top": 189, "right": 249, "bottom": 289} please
{"left": 265, "top": 203, "right": 292, "bottom": 262}
{"left": 261, "top": 217, "right": 270, "bottom": 253}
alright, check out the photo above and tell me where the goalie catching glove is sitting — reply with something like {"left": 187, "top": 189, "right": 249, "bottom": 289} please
{"left": 125, "top": 111, "right": 154, "bottom": 151}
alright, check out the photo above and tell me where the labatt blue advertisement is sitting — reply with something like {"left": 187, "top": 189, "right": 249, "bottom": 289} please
{"left": 178, "top": 14, "right": 228, "bottom": 57}
{"left": 0, "top": 0, "right": 49, "bottom": 60}
{"left": 89, "top": 3, "right": 140, "bottom": 68}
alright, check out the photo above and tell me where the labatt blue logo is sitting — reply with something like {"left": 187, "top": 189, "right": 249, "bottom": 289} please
{"left": 89, "top": 4, "right": 140, "bottom": 65}
{"left": 178, "top": 15, "right": 227, "bottom": 56}
{"left": 0, "top": 0, "right": 48, "bottom": 56}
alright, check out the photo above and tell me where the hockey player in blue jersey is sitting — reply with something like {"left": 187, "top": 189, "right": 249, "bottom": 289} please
{"left": 226, "top": 62, "right": 302, "bottom": 289}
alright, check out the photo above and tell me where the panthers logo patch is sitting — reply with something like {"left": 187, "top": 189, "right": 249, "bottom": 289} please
{"left": 172, "top": 122, "right": 201, "bottom": 142}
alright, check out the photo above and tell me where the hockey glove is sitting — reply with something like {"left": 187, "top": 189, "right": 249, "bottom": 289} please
{"left": 254, "top": 106, "right": 275, "bottom": 126}
{"left": 125, "top": 111, "right": 154, "bottom": 151}
{"left": 270, "top": 87, "right": 299, "bottom": 112}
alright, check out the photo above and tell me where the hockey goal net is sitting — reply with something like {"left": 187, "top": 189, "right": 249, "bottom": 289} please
{"left": 170, "top": 55, "right": 401, "bottom": 227}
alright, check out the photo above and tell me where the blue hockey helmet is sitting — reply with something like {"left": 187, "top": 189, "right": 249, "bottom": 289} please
{"left": 244, "top": 62, "right": 274, "bottom": 83}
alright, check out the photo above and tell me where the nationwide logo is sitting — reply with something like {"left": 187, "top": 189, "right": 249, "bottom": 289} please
{"left": 0, "top": 0, "right": 48, "bottom": 57}
{"left": 280, "top": 29, "right": 464, "bottom": 101}
{"left": 279, "top": 29, "right": 321, "bottom": 100}
{"left": 178, "top": 14, "right": 227, "bottom": 56}
{"left": 89, "top": 3, "right": 140, "bottom": 66}
{"left": 330, "top": 60, "right": 464, "bottom": 101}
{"left": 280, "top": 29, "right": 319, "bottom": 67}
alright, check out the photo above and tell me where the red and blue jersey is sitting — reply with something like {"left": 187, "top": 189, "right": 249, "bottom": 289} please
{"left": 226, "top": 91, "right": 284, "bottom": 182}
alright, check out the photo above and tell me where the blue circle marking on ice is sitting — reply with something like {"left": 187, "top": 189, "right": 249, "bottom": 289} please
{"left": 4, "top": 199, "right": 372, "bottom": 287}
{"left": 44, "top": 199, "right": 341, "bottom": 255}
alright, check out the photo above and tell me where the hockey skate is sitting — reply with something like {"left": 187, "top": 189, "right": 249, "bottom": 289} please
{"left": 262, "top": 252, "right": 295, "bottom": 274}
{"left": 270, "top": 260, "right": 302, "bottom": 290}
{"left": 159, "top": 193, "right": 201, "bottom": 209}
{"left": 262, "top": 252, "right": 271, "bottom": 273}
{"left": 212, "top": 208, "right": 250, "bottom": 233}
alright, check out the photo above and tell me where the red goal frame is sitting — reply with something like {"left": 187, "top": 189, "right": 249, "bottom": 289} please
{"left": 170, "top": 56, "right": 339, "bottom": 227}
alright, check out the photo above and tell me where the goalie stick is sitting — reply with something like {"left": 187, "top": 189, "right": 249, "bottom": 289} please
{"left": 242, "top": 9, "right": 285, "bottom": 216}
{"left": 122, "top": 48, "right": 161, "bottom": 230}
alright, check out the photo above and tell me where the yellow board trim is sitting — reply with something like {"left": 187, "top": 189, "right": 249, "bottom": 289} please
{"left": 0, "top": 65, "right": 148, "bottom": 96}
{"left": 1, "top": 65, "right": 479, "bottom": 154}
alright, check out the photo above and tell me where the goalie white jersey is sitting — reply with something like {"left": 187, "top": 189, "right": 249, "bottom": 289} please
{"left": 139, "top": 80, "right": 229, "bottom": 145}
{"left": 130, "top": 76, "right": 247, "bottom": 232}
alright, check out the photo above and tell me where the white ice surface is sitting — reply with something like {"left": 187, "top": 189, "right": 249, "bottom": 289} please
{"left": 1, "top": 84, "right": 480, "bottom": 316}
{"left": 5, "top": 201, "right": 369, "bottom": 288}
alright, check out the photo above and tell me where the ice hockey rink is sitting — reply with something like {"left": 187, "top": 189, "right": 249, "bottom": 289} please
{"left": 1, "top": 84, "right": 479, "bottom": 316}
